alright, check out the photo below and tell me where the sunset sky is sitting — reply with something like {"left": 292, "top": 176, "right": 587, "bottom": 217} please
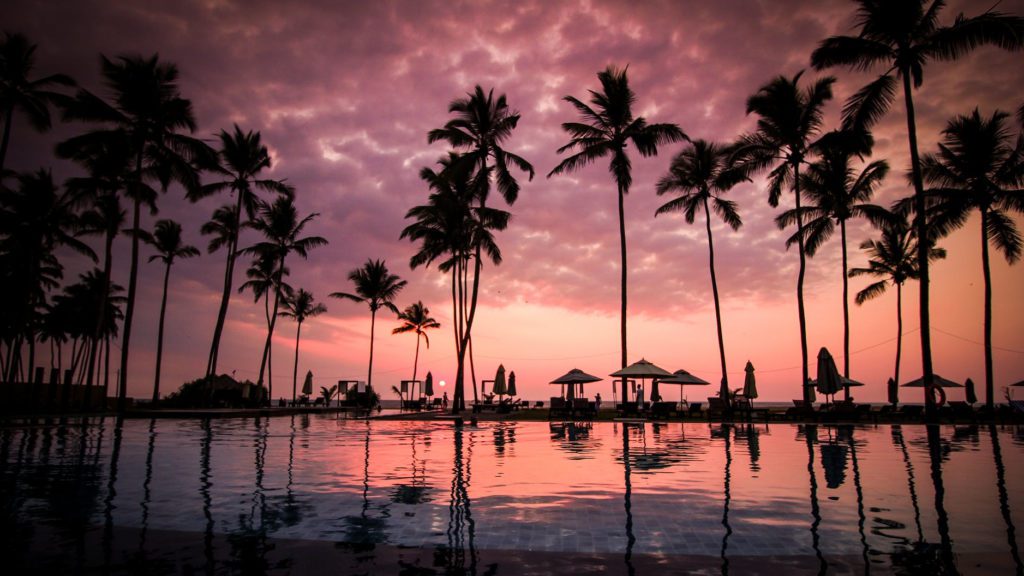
{"left": 6, "top": 0, "right": 1024, "bottom": 403}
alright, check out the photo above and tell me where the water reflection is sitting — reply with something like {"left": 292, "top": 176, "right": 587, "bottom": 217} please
{"left": 620, "top": 422, "right": 636, "bottom": 576}
{"left": 799, "top": 424, "right": 827, "bottom": 574}
{"left": 437, "top": 424, "right": 478, "bottom": 574}
{"left": 549, "top": 421, "right": 600, "bottom": 459}
{"left": 989, "top": 425, "right": 1022, "bottom": 574}
{"left": 341, "top": 423, "right": 389, "bottom": 545}
{"left": 715, "top": 424, "right": 733, "bottom": 575}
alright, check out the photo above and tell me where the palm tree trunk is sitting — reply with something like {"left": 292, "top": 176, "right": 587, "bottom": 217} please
{"left": 0, "top": 106, "right": 13, "bottom": 173}
{"left": 841, "top": 219, "right": 850, "bottom": 400}
{"left": 85, "top": 226, "right": 115, "bottom": 409}
{"left": 152, "top": 261, "right": 171, "bottom": 403}
{"left": 901, "top": 71, "right": 935, "bottom": 419}
{"left": 617, "top": 182, "right": 628, "bottom": 375}
{"left": 895, "top": 282, "right": 903, "bottom": 388}
{"left": 292, "top": 320, "right": 302, "bottom": 403}
{"left": 367, "top": 309, "right": 376, "bottom": 393}
{"left": 793, "top": 162, "right": 810, "bottom": 403}
{"left": 118, "top": 151, "right": 145, "bottom": 412}
{"left": 207, "top": 196, "right": 243, "bottom": 376}
{"left": 703, "top": 198, "right": 729, "bottom": 399}
{"left": 412, "top": 332, "right": 421, "bottom": 384}
{"left": 980, "top": 209, "right": 994, "bottom": 409}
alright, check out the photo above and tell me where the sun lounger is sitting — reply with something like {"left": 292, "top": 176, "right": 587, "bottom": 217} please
{"left": 651, "top": 401, "right": 675, "bottom": 420}
{"left": 785, "top": 400, "right": 816, "bottom": 421}
{"left": 686, "top": 402, "right": 703, "bottom": 418}
{"left": 707, "top": 397, "right": 727, "bottom": 420}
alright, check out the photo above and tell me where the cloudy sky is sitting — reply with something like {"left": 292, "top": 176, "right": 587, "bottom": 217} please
{"left": 7, "top": 0, "right": 1024, "bottom": 403}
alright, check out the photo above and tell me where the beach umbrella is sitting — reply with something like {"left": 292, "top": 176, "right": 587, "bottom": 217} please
{"left": 302, "top": 370, "right": 314, "bottom": 396}
{"left": 965, "top": 378, "right": 977, "bottom": 404}
{"left": 425, "top": 372, "right": 434, "bottom": 397}
{"left": 1009, "top": 379, "right": 1024, "bottom": 399}
{"left": 816, "top": 348, "right": 842, "bottom": 402}
{"left": 493, "top": 364, "right": 507, "bottom": 400}
{"left": 508, "top": 371, "right": 517, "bottom": 397}
{"left": 659, "top": 369, "right": 710, "bottom": 403}
{"left": 901, "top": 375, "right": 964, "bottom": 388}
{"left": 551, "top": 368, "right": 603, "bottom": 398}
{"left": 743, "top": 361, "right": 758, "bottom": 401}
{"left": 887, "top": 377, "right": 898, "bottom": 406}
{"left": 610, "top": 358, "right": 672, "bottom": 402}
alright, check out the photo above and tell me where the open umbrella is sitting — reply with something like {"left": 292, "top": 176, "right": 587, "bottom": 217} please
{"left": 816, "top": 348, "right": 842, "bottom": 403}
{"left": 1009, "top": 379, "right": 1024, "bottom": 399}
{"left": 508, "top": 371, "right": 517, "bottom": 397}
{"left": 425, "top": 372, "right": 434, "bottom": 397}
{"left": 551, "top": 368, "right": 602, "bottom": 400}
{"left": 887, "top": 377, "right": 898, "bottom": 406}
{"left": 901, "top": 375, "right": 964, "bottom": 388}
{"left": 965, "top": 378, "right": 977, "bottom": 404}
{"left": 302, "top": 370, "right": 314, "bottom": 396}
{"left": 610, "top": 359, "right": 672, "bottom": 403}
{"left": 493, "top": 364, "right": 507, "bottom": 401}
{"left": 659, "top": 369, "right": 710, "bottom": 404}
{"left": 742, "top": 361, "right": 758, "bottom": 403}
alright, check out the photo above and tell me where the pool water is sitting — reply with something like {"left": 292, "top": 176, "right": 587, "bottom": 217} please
{"left": 2, "top": 416, "right": 1022, "bottom": 574}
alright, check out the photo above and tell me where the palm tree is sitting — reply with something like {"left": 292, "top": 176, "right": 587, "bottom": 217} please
{"left": 332, "top": 259, "right": 407, "bottom": 395}
{"left": 920, "top": 108, "right": 1023, "bottom": 408}
{"left": 776, "top": 130, "right": 889, "bottom": 391}
{"left": 242, "top": 197, "right": 326, "bottom": 403}
{"left": 850, "top": 213, "right": 944, "bottom": 389}
{"left": 189, "top": 125, "right": 293, "bottom": 377}
{"left": 279, "top": 288, "right": 327, "bottom": 402}
{"left": 737, "top": 71, "right": 835, "bottom": 402}
{"left": 401, "top": 155, "right": 508, "bottom": 412}
{"left": 392, "top": 301, "right": 441, "bottom": 388}
{"left": 654, "top": 139, "right": 747, "bottom": 400}
{"left": 428, "top": 86, "right": 533, "bottom": 394}
{"left": 141, "top": 219, "right": 199, "bottom": 402}
{"left": 811, "top": 0, "right": 1024, "bottom": 417}
{"left": 238, "top": 252, "right": 292, "bottom": 405}
{"left": 59, "top": 54, "right": 215, "bottom": 410}
{"left": 548, "top": 65, "right": 686, "bottom": 394}
{"left": 0, "top": 32, "right": 74, "bottom": 173}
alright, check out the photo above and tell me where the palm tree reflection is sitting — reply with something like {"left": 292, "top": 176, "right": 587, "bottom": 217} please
{"left": 714, "top": 424, "right": 733, "bottom": 575}
{"left": 437, "top": 424, "right": 478, "bottom": 573}
{"left": 799, "top": 424, "right": 827, "bottom": 574}
{"left": 199, "top": 418, "right": 214, "bottom": 574}
{"left": 989, "top": 425, "right": 1022, "bottom": 573}
{"left": 620, "top": 423, "right": 636, "bottom": 576}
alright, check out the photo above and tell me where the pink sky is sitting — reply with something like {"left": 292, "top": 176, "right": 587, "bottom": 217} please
{"left": 6, "top": 0, "right": 1024, "bottom": 403}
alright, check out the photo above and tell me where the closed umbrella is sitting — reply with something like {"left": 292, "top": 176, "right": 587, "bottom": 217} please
{"left": 302, "top": 370, "right": 314, "bottom": 396}
{"left": 816, "top": 347, "right": 842, "bottom": 403}
{"left": 887, "top": 377, "right": 898, "bottom": 406}
{"left": 425, "top": 372, "right": 434, "bottom": 397}
{"left": 964, "top": 378, "right": 977, "bottom": 405}
{"left": 508, "top": 371, "right": 517, "bottom": 397}
{"left": 493, "top": 364, "right": 507, "bottom": 401}
{"left": 743, "top": 361, "right": 758, "bottom": 404}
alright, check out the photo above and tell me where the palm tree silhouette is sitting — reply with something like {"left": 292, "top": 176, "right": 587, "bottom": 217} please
{"left": 190, "top": 125, "right": 293, "bottom": 378}
{"left": 141, "top": 219, "right": 199, "bottom": 402}
{"left": 0, "top": 169, "right": 94, "bottom": 383}
{"left": 548, "top": 65, "right": 686, "bottom": 385}
{"left": 242, "top": 197, "right": 325, "bottom": 404}
{"left": 811, "top": 0, "right": 1024, "bottom": 417}
{"left": 59, "top": 54, "right": 215, "bottom": 409}
{"left": 654, "top": 139, "right": 747, "bottom": 400}
{"left": 737, "top": 71, "right": 834, "bottom": 402}
{"left": 429, "top": 86, "right": 533, "bottom": 397}
{"left": 332, "top": 259, "right": 407, "bottom": 395}
{"left": 776, "top": 130, "right": 889, "bottom": 392}
{"left": 920, "top": 108, "right": 1023, "bottom": 409}
{"left": 0, "top": 32, "right": 74, "bottom": 173}
{"left": 402, "top": 155, "right": 508, "bottom": 412}
{"left": 239, "top": 254, "right": 292, "bottom": 403}
{"left": 392, "top": 301, "right": 441, "bottom": 389}
{"left": 849, "top": 212, "right": 944, "bottom": 389}
{"left": 279, "top": 288, "right": 326, "bottom": 403}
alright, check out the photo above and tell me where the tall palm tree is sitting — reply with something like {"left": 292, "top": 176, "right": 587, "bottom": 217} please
{"left": 737, "top": 71, "right": 835, "bottom": 402}
{"left": 0, "top": 32, "right": 74, "bottom": 173}
{"left": 548, "top": 65, "right": 686, "bottom": 394}
{"left": 920, "top": 108, "right": 1024, "bottom": 408}
{"left": 776, "top": 130, "right": 889, "bottom": 390}
{"left": 59, "top": 54, "right": 215, "bottom": 409}
{"left": 849, "top": 213, "right": 944, "bottom": 389}
{"left": 332, "top": 259, "right": 407, "bottom": 395}
{"left": 279, "top": 288, "right": 327, "bottom": 402}
{"left": 428, "top": 86, "right": 533, "bottom": 394}
{"left": 189, "top": 125, "right": 293, "bottom": 377}
{"left": 811, "top": 0, "right": 1024, "bottom": 416}
{"left": 402, "top": 155, "right": 508, "bottom": 412}
{"left": 654, "top": 139, "right": 748, "bottom": 400}
{"left": 392, "top": 301, "right": 441, "bottom": 388}
{"left": 242, "top": 197, "right": 326, "bottom": 403}
{"left": 239, "top": 252, "right": 292, "bottom": 404}
{"left": 142, "top": 219, "right": 199, "bottom": 402}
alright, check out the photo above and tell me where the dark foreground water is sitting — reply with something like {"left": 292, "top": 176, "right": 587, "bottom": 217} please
{"left": 1, "top": 416, "right": 1022, "bottom": 575}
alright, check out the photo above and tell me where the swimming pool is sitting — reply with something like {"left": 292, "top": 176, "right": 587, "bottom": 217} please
{"left": 2, "top": 416, "right": 1021, "bottom": 574}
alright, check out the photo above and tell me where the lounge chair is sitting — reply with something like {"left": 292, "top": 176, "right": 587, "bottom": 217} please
{"left": 617, "top": 401, "right": 640, "bottom": 417}
{"left": 651, "top": 401, "right": 675, "bottom": 420}
{"left": 549, "top": 397, "right": 568, "bottom": 419}
{"left": 534, "top": 401, "right": 544, "bottom": 408}
{"left": 707, "top": 397, "right": 727, "bottom": 420}
{"left": 785, "top": 399, "right": 816, "bottom": 421}
{"left": 687, "top": 402, "right": 703, "bottom": 418}
{"left": 947, "top": 401, "right": 974, "bottom": 422}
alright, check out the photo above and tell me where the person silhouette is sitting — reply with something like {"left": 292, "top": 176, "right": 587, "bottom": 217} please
{"left": 442, "top": 391, "right": 449, "bottom": 410}
{"left": 595, "top": 392, "right": 602, "bottom": 412}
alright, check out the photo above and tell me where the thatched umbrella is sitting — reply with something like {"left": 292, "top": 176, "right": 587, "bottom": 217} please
{"left": 610, "top": 359, "right": 672, "bottom": 403}
{"left": 551, "top": 368, "right": 603, "bottom": 400}
{"left": 659, "top": 368, "right": 710, "bottom": 404}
